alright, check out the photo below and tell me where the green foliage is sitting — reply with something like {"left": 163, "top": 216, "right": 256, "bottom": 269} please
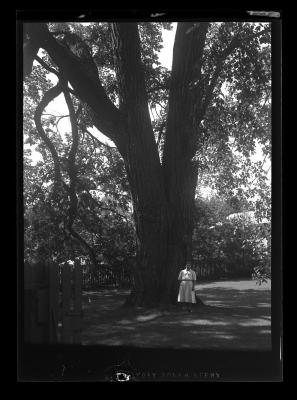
{"left": 24, "top": 145, "right": 136, "bottom": 266}
{"left": 24, "top": 125, "right": 136, "bottom": 266}
{"left": 192, "top": 196, "right": 271, "bottom": 279}
{"left": 252, "top": 265, "right": 271, "bottom": 285}
{"left": 196, "top": 22, "right": 271, "bottom": 209}
{"left": 23, "top": 63, "right": 135, "bottom": 266}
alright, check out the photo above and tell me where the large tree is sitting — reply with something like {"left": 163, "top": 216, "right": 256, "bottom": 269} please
{"left": 23, "top": 21, "right": 271, "bottom": 305}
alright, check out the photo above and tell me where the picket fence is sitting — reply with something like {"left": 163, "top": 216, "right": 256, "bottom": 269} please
{"left": 24, "top": 261, "right": 133, "bottom": 344}
{"left": 24, "top": 261, "right": 82, "bottom": 344}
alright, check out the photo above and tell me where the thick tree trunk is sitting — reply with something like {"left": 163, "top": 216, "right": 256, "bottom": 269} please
{"left": 26, "top": 22, "right": 208, "bottom": 307}
{"left": 110, "top": 23, "right": 200, "bottom": 306}
{"left": 124, "top": 186, "right": 197, "bottom": 307}
{"left": 123, "top": 136, "right": 198, "bottom": 306}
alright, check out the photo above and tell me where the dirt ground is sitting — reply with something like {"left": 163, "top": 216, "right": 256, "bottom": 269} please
{"left": 81, "top": 279, "right": 271, "bottom": 350}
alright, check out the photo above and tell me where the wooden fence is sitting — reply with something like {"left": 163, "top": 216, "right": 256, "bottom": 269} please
{"left": 24, "top": 261, "right": 82, "bottom": 344}
{"left": 23, "top": 259, "right": 252, "bottom": 343}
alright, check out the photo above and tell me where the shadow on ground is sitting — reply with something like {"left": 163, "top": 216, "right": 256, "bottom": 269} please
{"left": 81, "top": 280, "right": 271, "bottom": 350}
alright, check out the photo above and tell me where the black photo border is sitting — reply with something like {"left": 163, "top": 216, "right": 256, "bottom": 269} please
{"left": 16, "top": 8, "right": 282, "bottom": 382}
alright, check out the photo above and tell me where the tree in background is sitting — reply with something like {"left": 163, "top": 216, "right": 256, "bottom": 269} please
{"left": 23, "top": 21, "right": 271, "bottom": 305}
{"left": 192, "top": 196, "right": 270, "bottom": 281}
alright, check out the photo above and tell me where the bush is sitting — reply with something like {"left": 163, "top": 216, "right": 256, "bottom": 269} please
{"left": 252, "top": 265, "right": 271, "bottom": 285}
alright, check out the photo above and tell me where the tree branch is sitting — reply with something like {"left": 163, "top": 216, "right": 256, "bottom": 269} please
{"left": 27, "top": 23, "right": 125, "bottom": 145}
{"left": 110, "top": 22, "right": 166, "bottom": 206}
{"left": 60, "top": 80, "right": 100, "bottom": 270}
{"left": 42, "top": 113, "right": 69, "bottom": 118}
{"left": 61, "top": 78, "right": 79, "bottom": 228}
{"left": 34, "top": 81, "right": 65, "bottom": 189}
{"left": 110, "top": 22, "right": 159, "bottom": 163}
{"left": 147, "top": 82, "right": 169, "bottom": 95}
{"left": 81, "top": 126, "right": 117, "bottom": 150}
{"left": 84, "top": 189, "right": 134, "bottom": 230}
{"left": 35, "top": 54, "right": 60, "bottom": 76}
{"left": 35, "top": 55, "right": 79, "bottom": 98}
{"left": 201, "top": 26, "right": 271, "bottom": 118}
{"left": 110, "top": 23, "right": 149, "bottom": 114}
{"left": 35, "top": 77, "right": 98, "bottom": 269}
{"left": 162, "top": 22, "right": 210, "bottom": 199}
{"left": 200, "top": 61, "right": 224, "bottom": 118}
{"left": 164, "top": 22, "right": 210, "bottom": 140}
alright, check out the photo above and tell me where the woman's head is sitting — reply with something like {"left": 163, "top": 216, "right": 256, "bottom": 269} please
{"left": 185, "top": 262, "right": 191, "bottom": 270}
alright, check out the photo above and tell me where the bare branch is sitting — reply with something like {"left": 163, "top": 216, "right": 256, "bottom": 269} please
{"left": 80, "top": 125, "right": 117, "bottom": 150}
{"left": 42, "top": 113, "right": 69, "bottom": 118}
{"left": 56, "top": 115, "right": 70, "bottom": 126}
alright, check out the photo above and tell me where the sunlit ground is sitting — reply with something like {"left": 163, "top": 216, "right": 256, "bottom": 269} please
{"left": 81, "top": 279, "right": 271, "bottom": 349}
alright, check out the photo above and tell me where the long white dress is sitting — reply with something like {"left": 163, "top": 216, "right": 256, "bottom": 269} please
{"left": 177, "top": 269, "right": 196, "bottom": 303}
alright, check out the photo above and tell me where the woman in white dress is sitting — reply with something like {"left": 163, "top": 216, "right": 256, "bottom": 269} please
{"left": 177, "top": 262, "right": 196, "bottom": 312}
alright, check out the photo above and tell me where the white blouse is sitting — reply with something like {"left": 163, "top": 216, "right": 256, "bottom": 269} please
{"left": 178, "top": 269, "right": 196, "bottom": 281}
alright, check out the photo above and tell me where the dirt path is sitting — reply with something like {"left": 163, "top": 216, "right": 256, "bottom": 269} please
{"left": 81, "top": 279, "right": 271, "bottom": 350}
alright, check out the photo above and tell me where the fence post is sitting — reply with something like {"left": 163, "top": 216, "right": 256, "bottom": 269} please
{"left": 74, "top": 261, "right": 82, "bottom": 312}
{"left": 61, "top": 261, "right": 83, "bottom": 344}
{"left": 25, "top": 262, "right": 49, "bottom": 343}
{"left": 36, "top": 262, "right": 49, "bottom": 342}
{"left": 48, "top": 261, "right": 59, "bottom": 343}
{"left": 73, "top": 261, "right": 82, "bottom": 344}
{"left": 62, "top": 262, "right": 71, "bottom": 343}
{"left": 24, "top": 262, "right": 33, "bottom": 343}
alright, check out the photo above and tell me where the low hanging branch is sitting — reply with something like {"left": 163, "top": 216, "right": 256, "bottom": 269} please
{"left": 80, "top": 125, "right": 117, "bottom": 150}
{"left": 61, "top": 78, "right": 79, "bottom": 228}
{"left": 35, "top": 55, "right": 79, "bottom": 98}
{"left": 27, "top": 23, "right": 125, "bottom": 147}
{"left": 33, "top": 77, "right": 100, "bottom": 270}
{"left": 61, "top": 77, "right": 99, "bottom": 270}
{"left": 33, "top": 81, "right": 78, "bottom": 256}
{"left": 34, "top": 81, "right": 65, "bottom": 191}
{"left": 35, "top": 55, "right": 60, "bottom": 77}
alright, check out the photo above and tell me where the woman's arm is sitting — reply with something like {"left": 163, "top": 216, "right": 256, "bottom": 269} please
{"left": 178, "top": 270, "right": 183, "bottom": 281}
{"left": 192, "top": 271, "right": 196, "bottom": 290}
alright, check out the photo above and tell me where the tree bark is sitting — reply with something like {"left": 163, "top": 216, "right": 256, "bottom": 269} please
{"left": 110, "top": 23, "right": 172, "bottom": 305}
{"left": 109, "top": 23, "right": 211, "bottom": 305}
{"left": 161, "top": 23, "right": 209, "bottom": 302}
